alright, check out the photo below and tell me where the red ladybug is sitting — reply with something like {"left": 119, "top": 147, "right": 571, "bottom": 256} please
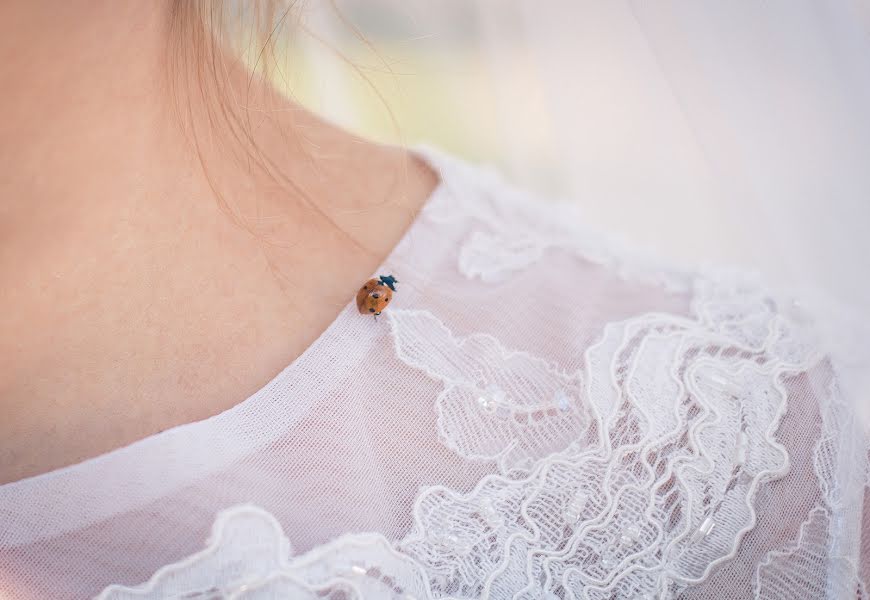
{"left": 356, "top": 274, "right": 398, "bottom": 318}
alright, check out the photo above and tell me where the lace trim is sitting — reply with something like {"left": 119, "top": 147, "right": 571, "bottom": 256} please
{"left": 432, "top": 159, "right": 694, "bottom": 294}
{"left": 96, "top": 505, "right": 431, "bottom": 600}
{"left": 100, "top": 272, "right": 827, "bottom": 599}
{"left": 458, "top": 226, "right": 692, "bottom": 294}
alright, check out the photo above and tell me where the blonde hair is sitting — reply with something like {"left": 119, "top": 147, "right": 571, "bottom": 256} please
{"left": 165, "top": 2, "right": 298, "bottom": 222}
{"left": 163, "top": 1, "right": 407, "bottom": 278}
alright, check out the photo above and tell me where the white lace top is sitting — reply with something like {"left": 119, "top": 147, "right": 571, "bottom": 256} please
{"left": 1, "top": 145, "right": 867, "bottom": 600}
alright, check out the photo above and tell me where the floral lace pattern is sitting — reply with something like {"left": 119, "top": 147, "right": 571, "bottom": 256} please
{"left": 392, "top": 275, "right": 821, "bottom": 599}
{"left": 99, "top": 267, "right": 834, "bottom": 599}
{"left": 457, "top": 225, "right": 691, "bottom": 294}
{"left": 435, "top": 160, "right": 693, "bottom": 294}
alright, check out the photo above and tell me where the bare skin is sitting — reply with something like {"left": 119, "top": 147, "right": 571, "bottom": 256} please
{"left": 0, "top": 2, "right": 439, "bottom": 484}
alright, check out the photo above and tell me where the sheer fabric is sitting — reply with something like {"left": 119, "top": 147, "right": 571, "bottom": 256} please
{"left": 0, "top": 145, "right": 867, "bottom": 599}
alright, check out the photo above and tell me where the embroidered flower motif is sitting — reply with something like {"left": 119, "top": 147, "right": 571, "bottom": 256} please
{"left": 455, "top": 211, "right": 692, "bottom": 293}
{"left": 97, "top": 505, "right": 432, "bottom": 600}
{"left": 386, "top": 308, "right": 590, "bottom": 472}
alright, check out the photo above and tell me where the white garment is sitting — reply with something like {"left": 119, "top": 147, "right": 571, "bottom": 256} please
{"left": 0, "top": 145, "right": 867, "bottom": 600}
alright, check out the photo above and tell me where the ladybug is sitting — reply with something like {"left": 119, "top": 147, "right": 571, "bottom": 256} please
{"left": 356, "top": 274, "right": 398, "bottom": 318}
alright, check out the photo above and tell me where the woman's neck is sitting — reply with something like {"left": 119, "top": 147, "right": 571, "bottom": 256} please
{"left": 0, "top": 2, "right": 439, "bottom": 484}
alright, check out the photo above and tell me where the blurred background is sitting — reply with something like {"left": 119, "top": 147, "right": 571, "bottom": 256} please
{"left": 254, "top": 0, "right": 870, "bottom": 322}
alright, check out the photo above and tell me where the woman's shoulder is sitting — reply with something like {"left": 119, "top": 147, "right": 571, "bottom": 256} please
{"left": 412, "top": 143, "right": 822, "bottom": 366}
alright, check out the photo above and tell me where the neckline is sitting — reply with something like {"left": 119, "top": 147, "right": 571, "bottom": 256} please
{"left": 0, "top": 143, "right": 460, "bottom": 544}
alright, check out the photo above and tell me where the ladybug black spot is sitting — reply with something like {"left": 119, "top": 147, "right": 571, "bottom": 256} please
{"left": 385, "top": 297, "right": 390, "bottom": 302}
{"left": 368, "top": 308, "right": 375, "bottom": 313}
{"left": 372, "top": 293, "right": 380, "bottom": 299}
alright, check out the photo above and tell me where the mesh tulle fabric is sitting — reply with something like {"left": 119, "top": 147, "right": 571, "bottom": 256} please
{"left": 0, "top": 145, "right": 867, "bottom": 599}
